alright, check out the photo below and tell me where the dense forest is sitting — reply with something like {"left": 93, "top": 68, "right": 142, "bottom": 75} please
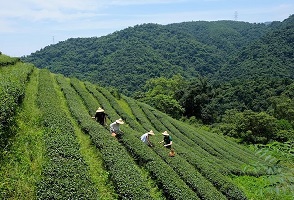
{"left": 22, "top": 15, "right": 294, "bottom": 144}
{"left": 22, "top": 19, "right": 277, "bottom": 93}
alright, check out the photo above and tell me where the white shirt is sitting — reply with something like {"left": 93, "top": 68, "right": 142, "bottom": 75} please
{"left": 140, "top": 133, "right": 149, "bottom": 144}
{"left": 110, "top": 122, "right": 120, "bottom": 132}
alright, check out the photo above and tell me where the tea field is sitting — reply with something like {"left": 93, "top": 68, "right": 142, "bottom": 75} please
{"left": 0, "top": 56, "right": 291, "bottom": 199}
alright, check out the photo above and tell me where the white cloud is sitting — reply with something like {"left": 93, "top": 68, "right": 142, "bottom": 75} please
{"left": 0, "top": 0, "right": 190, "bottom": 23}
{"left": 107, "top": 0, "right": 189, "bottom": 6}
{"left": 0, "top": 0, "right": 192, "bottom": 33}
{"left": 0, "top": 0, "right": 109, "bottom": 34}
{"left": 0, "top": 0, "right": 106, "bottom": 22}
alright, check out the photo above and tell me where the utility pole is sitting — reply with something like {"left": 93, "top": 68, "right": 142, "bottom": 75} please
{"left": 52, "top": 36, "right": 55, "bottom": 44}
{"left": 234, "top": 11, "right": 238, "bottom": 21}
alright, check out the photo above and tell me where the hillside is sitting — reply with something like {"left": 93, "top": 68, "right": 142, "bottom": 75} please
{"left": 22, "top": 19, "right": 276, "bottom": 95}
{"left": 216, "top": 14, "right": 294, "bottom": 83}
{"left": 2, "top": 57, "right": 292, "bottom": 199}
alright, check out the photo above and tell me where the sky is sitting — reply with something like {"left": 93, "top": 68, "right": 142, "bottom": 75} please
{"left": 0, "top": 0, "right": 293, "bottom": 57}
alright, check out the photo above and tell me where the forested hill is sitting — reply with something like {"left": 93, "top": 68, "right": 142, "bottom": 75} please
{"left": 216, "top": 14, "right": 294, "bottom": 83}
{"left": 22, "top": 18, "right": 280, "bottom": 94}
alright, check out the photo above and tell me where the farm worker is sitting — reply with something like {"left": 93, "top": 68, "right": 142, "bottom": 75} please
{"left": 140, "top": 130, "right": 155, "bottom": 147}
{"left": 110, "top": 118, "right": 124, "bottom": 137}
{"left": 159, "top": 131, "right": 172, "bottom": 149}
{"left": 93, "top": 107, "right": 107, "bottom": 126}
{"left": 169, "top": 149, "right": 176, "bottom": 157}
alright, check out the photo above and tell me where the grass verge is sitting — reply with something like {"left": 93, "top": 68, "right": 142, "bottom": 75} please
{"left": 0, "top": 68, "right": 45, "bottom": 199}
{"left": 54, "top": 76, "right": 118, "bottom": 199}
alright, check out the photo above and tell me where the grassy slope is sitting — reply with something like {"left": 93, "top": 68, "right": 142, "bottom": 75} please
{"left": 1, "top": 62, "right": 292, "bottom": 199}
{"left": 54, "top": 76, "right": 118, "bottom": 199}
{"left": 68, "top": 77, "right": 164, "bottom": 199}
{"left": 0, "top": 68, "right": 44, "bottom": 199}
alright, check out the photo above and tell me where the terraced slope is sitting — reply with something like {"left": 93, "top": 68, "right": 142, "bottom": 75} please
{"left": 1, "top": 61, "right": 269, "bottom": 199}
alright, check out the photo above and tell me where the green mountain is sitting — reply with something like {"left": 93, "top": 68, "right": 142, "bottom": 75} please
{"left": 22, "top": 18, "right": 282, "bottom": 95}
{"left": 216, "top": 15, "right": 294, "bottom": 82}
{"left": 2, "top": 56, "right": 292, "bottom": 199}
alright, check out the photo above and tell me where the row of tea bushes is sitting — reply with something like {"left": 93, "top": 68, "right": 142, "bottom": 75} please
{"left": 36, "top": 70, "right": 98, "bottom": 199}
{"left": 119, "top": 123, "right": 227, "bottom": 200}
{"left": 168, "top": 118, "right": 265, "bottom": 176}
{"left": 139, "top": 100, "right": 260, "bottom": 175}
{"left": 152, "top": 139, "right": 227, "bottom": 200}
{"left": 0, "top": 54, "right": 20, "bottom": 67}
{"left": 96, "top": 85, "right": 146, "bottom": 133}
{"left": 70, "top": 78, "right": 98, "bottom": 117}
{"left": 56, "top": 75, "right": 154, "bottom": 200}
{"left": 84, "top": 82, "right": 121, "bottom": 122}
{"left": 92, "top": 86, "right": 251, "bottom": 200}
{"left": 85, "top": 84, "right": 245, "bottom": 200}
{"left": 151, "top": 109, "right": 245, "bottom": 174}
{"left": 120, "top": 129, "right": 200, "bottom": 200}
{"left": 136, "top": 101, "right": 248, "bottom": 199}
{"left": 123, "top": 96, "right": 154, "bottom": 131}
{"left": 81, "top": 84, "right": 200, "bottom": 200}
{"left": 0, "top": 63, "right": 33, "bottom": 151}
{"left": 170, "top": 116, "right": 257, "bottom": 163}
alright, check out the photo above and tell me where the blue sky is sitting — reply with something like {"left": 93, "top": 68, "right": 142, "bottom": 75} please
{"left": 1, "top": 0, "right": 293, "bottom": 57}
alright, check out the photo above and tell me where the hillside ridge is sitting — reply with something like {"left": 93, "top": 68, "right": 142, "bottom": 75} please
{"left": 22, "top": 18, "right": 286, "bottom": 95}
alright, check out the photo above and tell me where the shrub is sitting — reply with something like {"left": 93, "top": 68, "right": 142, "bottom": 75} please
{"left": 36, "top": 70, "right": 98, "bottom": 199}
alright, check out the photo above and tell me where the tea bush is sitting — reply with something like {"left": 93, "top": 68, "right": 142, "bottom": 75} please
{"left": 36, "top": 70, "right": 98, "bottom": 199}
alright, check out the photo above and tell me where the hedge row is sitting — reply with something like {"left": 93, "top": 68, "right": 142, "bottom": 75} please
{"left": 123, "top": 96, "right": 154, "bottom": 131}
{"left": 107, "top": 125, "right": 200, "bottom": 200}
{"left": 96, "top": 86, "right": 145, "bottom": 133}
{"left": 84, "top": 82, "right": 121, "bottom": 122}
{"left": 194, "top": 127, "right": 260, "bottom": 165}
{"left": 0, "top": 63, "right": 33, "bottom": 152}
{"left": 83, "top": 83, "right": 201, "bottom": 199}
{"left": 137, "top": 101, "right": 248, "bottom": 200}
{"left": 144, "top": 105, "right": 254, "bottom": 171}
{"left": 151, "top": 108, "right": 245, "bottom": 174}
{"left": 70, "top": 79, "right": 99, "bottom": 117}
{"left": 88, "top": 86, "right": 232, "bottom": 200}
{"left": 0, "top": 54, "right": 20, "bottom": 67}
{"left": 36, "top": 70, "right": 98, "bottom": 199}
{"left": 168, "top": 118, "right": 264, "bottom": 175}
{"left": 121, "top": 97, "right": 227, "bottom": 172}
{"left": 120, "top": 123, "right": 227, "bottom": 200}
{"left": 56, "top": 75, "right": 153, "bottom": 200}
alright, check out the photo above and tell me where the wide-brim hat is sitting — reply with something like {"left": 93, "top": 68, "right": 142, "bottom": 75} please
{"left": 148, "top": 130, "right": 155, "bottom": 135}
{"left": 96, "top": 107, "right": 104, "bottom": 112}
{"left": 116, "top": 118, "right": 124, "bottom": 124}
{"left": 162, "top": 131, "right": 169, "bottom": 136}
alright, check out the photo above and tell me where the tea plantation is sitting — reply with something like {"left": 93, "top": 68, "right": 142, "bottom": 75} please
{"left": 0, "top": 56, "right": 289, "bottom": 199}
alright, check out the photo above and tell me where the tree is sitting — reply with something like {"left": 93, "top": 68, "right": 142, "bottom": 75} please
{"left": 240, "top": 111, "right": 278, "bottom": 144}
{"left": 219, "top": 110, "right": 285, "bottom": 144}
{"left": 145, "top": 94, "right": 184, "bottom": 119}
{"left": 268, "top": 82, "right": 294, "bottom": 125}
{"left": 177, "top": 77, "right": 215, "bottom": 124}
{"left": 136, "top": 75, "right": 186, "bottom": 118}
